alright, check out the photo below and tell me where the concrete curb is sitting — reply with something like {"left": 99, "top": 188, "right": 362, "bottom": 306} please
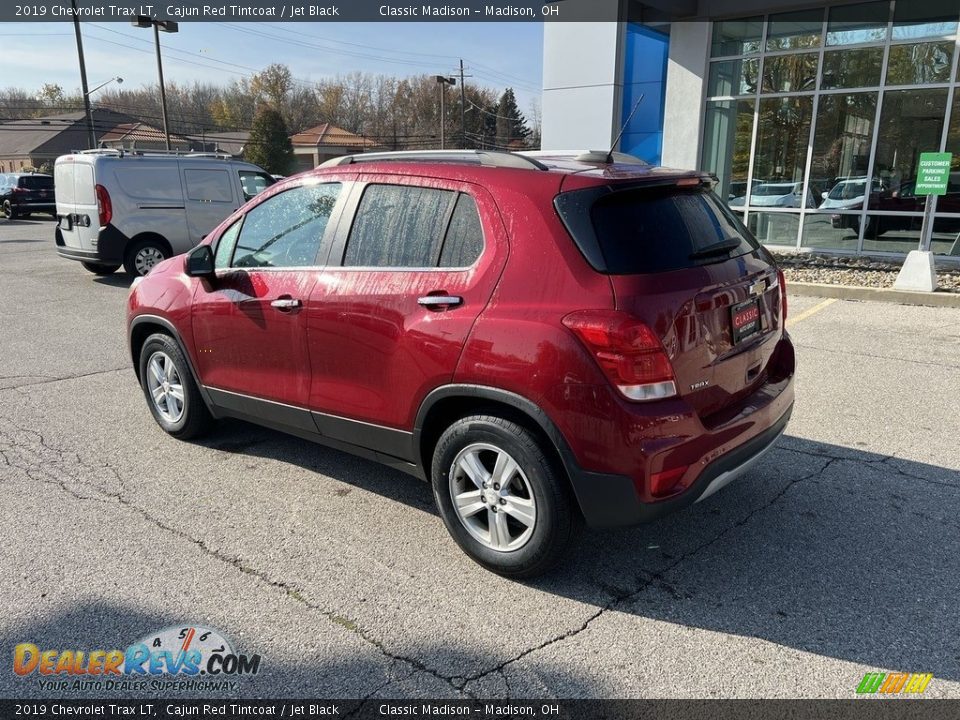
{"left": 789, "top": 281, "right": 960, "bottom": 308}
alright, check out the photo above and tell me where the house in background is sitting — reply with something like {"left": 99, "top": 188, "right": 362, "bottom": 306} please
{"left": 290, "top": 123, "right": 379, "bottom": 171}
{"left": 0, "top": 108, "right": 136, "bottom": 172}
{"left": 186, "top": 130, "right": 250, "bottom": 157}
{"left": 97, "top": 122, "right": 192, "bottom": 152}
{"left": 1, "top": 110, "right": 379, "bottom": 173}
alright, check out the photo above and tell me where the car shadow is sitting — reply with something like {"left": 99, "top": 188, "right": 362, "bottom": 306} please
{"left": 194, "top": 420, "right": 960, "bottom": 683}
{"left": 93, "top": 273, "right": 135, "bottom": 289}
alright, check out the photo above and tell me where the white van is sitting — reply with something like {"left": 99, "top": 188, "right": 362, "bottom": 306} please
{"left": 54, "top": 150, "right": 275, "bottom": 276}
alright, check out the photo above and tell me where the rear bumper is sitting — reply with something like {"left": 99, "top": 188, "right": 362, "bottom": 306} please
{"left": 55, "top": 224, "right": 129, "bottom": 265}
{"left": 11, "top": 200, "right": 54, "bottom": 213}
{"left": 568, "top": 401, "right": 793, "bottom": 527}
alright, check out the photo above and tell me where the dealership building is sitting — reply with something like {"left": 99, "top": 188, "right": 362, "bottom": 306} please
{"left": 542, "top": 0, "right": 960, "bottom": 258}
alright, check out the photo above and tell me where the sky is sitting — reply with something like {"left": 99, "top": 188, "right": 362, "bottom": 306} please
{"left": 0, "top": 21, "right": 544, "bottom": 115}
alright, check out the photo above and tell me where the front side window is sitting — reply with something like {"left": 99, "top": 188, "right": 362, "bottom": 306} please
{"left": 239, "top": 170, "right": 275, "bottom": 201}
{"left": 214, "top": 220, "right": 241, "bottom": 269}
{"left": 232, "top": 183, "right": 341, "bottom": 269}
{"left": 343, "top": 184, "right": 457, "bottom": 267}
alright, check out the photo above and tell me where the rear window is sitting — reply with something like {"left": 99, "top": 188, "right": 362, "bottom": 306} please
{"left": 20, "top": 176, "right": 53, "bottom": 190}
{"left": 556, "top": 186, "right": 760, "bottom": 274}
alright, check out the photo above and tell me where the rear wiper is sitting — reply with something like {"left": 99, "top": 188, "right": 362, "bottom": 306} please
{"left": 690, "top": 238, "right": 742, "bottom": 260}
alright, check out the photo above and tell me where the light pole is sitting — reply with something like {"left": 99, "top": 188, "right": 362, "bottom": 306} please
{"left": 70, "top": 0, "right": 94, "bottom": 149}
{"left": 84, "top": 77, "right": 122, "bottom": 147}
{"left": 132, "top": 16, "right": 179, "bottom": 150}
{"left": 435, "top": 75, "right": 456, "bottom": 149}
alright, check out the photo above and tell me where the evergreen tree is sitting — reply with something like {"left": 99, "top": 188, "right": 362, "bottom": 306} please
{"left": 494, "top": 88, "right": 530, "bottom": 149}
{"left": 245, "top": 105, "right": 294, "bottom": 175}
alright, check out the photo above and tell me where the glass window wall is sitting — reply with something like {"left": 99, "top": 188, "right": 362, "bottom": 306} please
{"left": 702, "top": 1, "right": 960, "bottom": 256}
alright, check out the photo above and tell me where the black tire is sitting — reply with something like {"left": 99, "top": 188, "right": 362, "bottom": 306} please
{"left": 860, "top": 215, "right": 880, "bottom": 239}
{"left": 124, "top": 238, "right": 169, "bottom": 276}
{"left": 81, "top": 261, "right": 120, "bottom": 275}
{"left": 431, "top": 415, "right": 575, "bottom": 578}
{"left": 3, "top": 201, "right": 17, "bottom": 219}
{"left": 138, "top": 333, "right": 212, "bottom": 440}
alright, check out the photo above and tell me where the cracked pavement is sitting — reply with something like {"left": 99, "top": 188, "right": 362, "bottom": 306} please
{"left": 1, "top": 219, "right": 959, "bottom": 699}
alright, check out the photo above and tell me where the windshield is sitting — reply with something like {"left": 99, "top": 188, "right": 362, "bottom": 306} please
{"left": 829, "top": 181, "right": 866, "bottom": 200}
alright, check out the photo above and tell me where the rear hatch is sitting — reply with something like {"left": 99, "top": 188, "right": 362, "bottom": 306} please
{"left": 55, "top": 158, "right": 99, "bottom": 252}
{"left": 17, "top": 174, "right": 54, "bottom": 206}
{"left": 555, "top": 179, "right": 784, "bottom": 423}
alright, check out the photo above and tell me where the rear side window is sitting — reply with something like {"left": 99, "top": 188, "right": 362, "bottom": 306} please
{"left": 439, "top": 194, "right": 484, "bottom": 267}
{"left": 232, "top": 183, "right": 341, "bottom": 269}
{"left": 344, "top": 184, "right": 457, "bottom": 267}
{"left": 20, "top": 176, "right": 53, "bottom": 190}
{"left": 557, "top": 186, "right": 759, "bottom": 274}
{"left": 185, "top": 169, "right": 233, "bottom": 203}
{"left": 343, "top": 184, "right": 484, "bottom": 268}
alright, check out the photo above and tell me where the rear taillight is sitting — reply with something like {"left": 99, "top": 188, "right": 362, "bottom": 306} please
{"left": 95, "top": 184, "right": 112, "bottom": 227}
{"left": 11, "top": 187, "right": 25, "bottom": 194}
{"left": 777, "top": 268, "right": 788, "bottom": 323}
{"left": 562, "top": 310, "right": 677, "bottom": 401}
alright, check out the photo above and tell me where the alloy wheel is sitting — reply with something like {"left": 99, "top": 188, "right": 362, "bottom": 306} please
{"left": 145, "top": 351, "right": 185, "bottom": 423}
{"left": 449, "top": 443, "right": 537, "bottom": 552}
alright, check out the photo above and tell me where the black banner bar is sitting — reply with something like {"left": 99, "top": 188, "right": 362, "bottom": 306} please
{"left": 0, "top": 700, "right": 957, "bottom": 719}
{"left": 0, "top": 1, "right": 620, "bottom": 23}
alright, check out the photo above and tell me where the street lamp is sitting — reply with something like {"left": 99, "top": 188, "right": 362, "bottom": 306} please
{"left": 131, "top": 16, "right": 179, "bottom": 150}
{"left": 435, "top": 75, "right": 456, "bottom": 149}
{"left": 86, "top": 76, "right": 123, "bottom": 97}
{"left": 85, "top": 77, "right": 122, "bottom": 147}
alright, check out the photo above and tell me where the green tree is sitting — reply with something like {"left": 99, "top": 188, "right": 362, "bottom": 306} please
{"left": 245, "top": 105, "right": 294, "bottom": 175}
{"left": 494, "top": 88, "right": 530, "bottom": 149}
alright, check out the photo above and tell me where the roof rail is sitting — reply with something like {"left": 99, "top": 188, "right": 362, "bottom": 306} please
{"left": 518, "top": 150, "right": 649, "bottom": 165}
{"left": 320, "top": 149, "right": 548, "bottom": 171}
{"left": 74, "top": 148, "right": 233, "bottom": 160}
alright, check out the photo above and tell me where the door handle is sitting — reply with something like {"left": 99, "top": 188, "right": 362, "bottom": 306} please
{"left": 417, "top": 295, "right": 463, "bottom": 309}
{"left": 270, "top": 297, "right": 302, "bottom": 311}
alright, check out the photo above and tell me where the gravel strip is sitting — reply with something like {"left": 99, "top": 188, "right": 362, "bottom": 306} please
{"left": 773, "top": 252, "right": 960, "bottom": 293}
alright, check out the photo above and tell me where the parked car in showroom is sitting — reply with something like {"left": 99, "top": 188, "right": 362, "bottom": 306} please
{"left": 54, "top": 149, "right": 274, "bottom": 276}
{"left": 729, "top": 181, "right": 816, "bottom": 209}
{"left": 127, "top": 149, "right": 795, "bottom": 577}
{"left": 1, "top": 172, "right": 56, "bottom": 219}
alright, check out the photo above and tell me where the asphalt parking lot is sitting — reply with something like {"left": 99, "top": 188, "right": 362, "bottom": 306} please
{"left": 1, "top": 216, "right": 959, "bottom": 700}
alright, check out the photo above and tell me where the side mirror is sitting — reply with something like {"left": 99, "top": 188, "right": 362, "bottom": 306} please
{"left": 186, "top": 244, "right": 215, "bottom": 278}
{"left": 821, "top": 191, "right": 829, "bottom": 200}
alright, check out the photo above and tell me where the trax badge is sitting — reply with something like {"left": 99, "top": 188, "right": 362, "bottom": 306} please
{"left": 690, "top": 380, "right": 709, "bottom": 390}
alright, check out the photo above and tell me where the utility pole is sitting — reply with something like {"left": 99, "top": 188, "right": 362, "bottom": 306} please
{"left": 70, "top": 0, "right": 94, "bottom": 149}
{"left": 153, "top": 22, "right": 170, "bottom": 150}
{"left": 133, "top": 16, "right": 179, "bottom": 151}
{"left": 459, "top": 60, "right": 466, "bottom": 149}
{"left": 435, "top": 75, "right": 456, "bottom": 150}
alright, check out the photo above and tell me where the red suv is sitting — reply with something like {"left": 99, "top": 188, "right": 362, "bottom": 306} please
{"left": 127, "top": 150, "right": 795, "bottom": 577}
